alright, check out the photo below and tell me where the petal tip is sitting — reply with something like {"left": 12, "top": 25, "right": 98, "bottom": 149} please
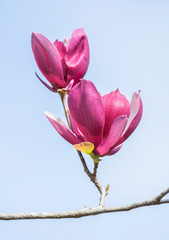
{"left": 44, "top": 111, "right": 55, "bottom": 120}
{"left": 44, "top": 110, "right": 48, "bottom": 115}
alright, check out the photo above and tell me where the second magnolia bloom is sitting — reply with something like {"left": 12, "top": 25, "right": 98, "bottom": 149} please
{"left": 45, "top": 80, "right": 143, "bottom": 158}
{"left": 31, "top": 28, "right": 90, "bottom": 92}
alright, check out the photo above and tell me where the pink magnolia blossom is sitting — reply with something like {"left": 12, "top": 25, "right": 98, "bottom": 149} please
{"left": 31, "top": 29, "right": 89, "bottom": 92}
{"left": 45, "top": 80, "right": 143, "bottom": 158}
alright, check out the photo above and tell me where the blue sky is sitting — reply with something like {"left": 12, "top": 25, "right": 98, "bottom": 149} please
{"left": 1, "top": 0, "right": 169, "bottom": 239}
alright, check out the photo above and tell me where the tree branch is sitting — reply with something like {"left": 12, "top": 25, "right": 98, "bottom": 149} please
{"left": 0, "top": 187, "right": 169, "bottom": 221}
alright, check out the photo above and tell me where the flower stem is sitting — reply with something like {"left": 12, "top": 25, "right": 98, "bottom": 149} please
{"left": 58, "top": 90, "right": 106, "bottom": 207}
{"left": 58, "top": 90, "right": 71, "bottom": 127}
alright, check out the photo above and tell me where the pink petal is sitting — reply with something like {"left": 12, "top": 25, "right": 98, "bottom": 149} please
{"left": 95, "top": 116, "right": 128, "bottom": 156}
{"left": 116, "top": 91, "right": 143, "bottom": 146}
{"left": 68, "top": 80, "right": 105, "bottom": 148}
{"left": 35, "top": 72, "right": 57, "bottom": 92}
{"left": 102, "top": 89, "right": 130, "bottom": 138}
{"left": 63, "top": 38, "right": 70, "bottom": 48}
{"left": 65, "top": 28, "right": 90, "bottom": 84}
{"left": 31, "top": 32, "right": 65, "bottom": 90}
{"left": 62, "top": 79, "right": 74, "bottom": 92}
{"left": 44, "top": 111, "right": 82, "bottom": 145}
{"left": 69, "top": 112, "right": 84, "bottom": 141}
{"left": 106, "top": 144, "right": 123, "bottom": 156}
{"left": 54, "top": 40, "right": 66, "bottom": 62}
{"left": 54, "top": 40, "right": 67, "bottom": 80}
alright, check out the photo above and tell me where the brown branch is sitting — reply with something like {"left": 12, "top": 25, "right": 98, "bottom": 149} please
{"left": 58, "top": 91, "right": 106, "bottom": 206}
{"left": 0, "top": 187, "right": 169, "bottom": 221}
{"left": 93, "top": 163, "right": 98, "bottom": 176}
{"left": 153, "top": 187, "right": 169, "bottom": 202}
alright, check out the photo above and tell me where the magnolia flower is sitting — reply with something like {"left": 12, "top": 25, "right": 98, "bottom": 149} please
{"left": 45, "top": 80, "right": 143, "bottom": 160}
{"left": 31, "top": 29, "right": 90, "bottom": 92}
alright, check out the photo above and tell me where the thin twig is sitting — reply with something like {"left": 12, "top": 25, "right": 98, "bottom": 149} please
{"left": 0, "top": 187, "right": 168, "bottom": 220}
{"left": 153, "top": 187, "right": 169, "bottom": 202}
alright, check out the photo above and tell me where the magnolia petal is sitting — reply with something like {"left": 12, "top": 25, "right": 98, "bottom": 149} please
{"left": 54, "top": 40, "right": 66, "bottom": 62}
{"left": 31, "top": 32, "right": 65, "bottom": 89}
{"left": 54, "top": 40, "right": 67, "bottom": 80}
{"left": 106, "top": 144, "right": 123, "bottom": 156}
{"left": 95, "top": 116, "right": 128, "bottom": 156}
{"left": 63, "top": 38, "right": 70, "bottom": 48}
{"left": 65, "top": 28, "right": 90, "bottom": 84}
{"left": 44, "top": 111, "right": 82, "bottom": 145}
{"left": 116, "top": 91, "right": 143, "bottom": 146}
{"left": 35, "top": 72, "right": 57, "bottom": 92}
{"left": 62, "top": 79, "right": 74, "bottom": 92}
{"left": 69, "top": 112, "right": 84, "bottom": 141}
{"left": 68, "top": 80, "right": 105, "bottom": 148}
{"left": 73, "top": 142, "right": 94, "bottom": 154}
{"left": 102, "top": 89, "right": 130, "bottom": 138}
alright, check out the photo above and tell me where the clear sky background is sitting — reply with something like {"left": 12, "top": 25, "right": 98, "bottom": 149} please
{"left": 1, "top": 0, "right": 169, "bottom": 239}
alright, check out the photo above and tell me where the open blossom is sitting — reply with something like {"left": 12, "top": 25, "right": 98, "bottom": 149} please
{"left": 45, "top": 80, "right": 143, "bottom": 158}
{"left": 31, "top": 29, "right": 89, "bottom": 92}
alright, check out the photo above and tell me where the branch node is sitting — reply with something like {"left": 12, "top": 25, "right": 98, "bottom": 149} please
{"left": 105, "top": 184, "right": 110, "bottom": 196}
{"left": 84, "top": 206, "right": 92, "bottom": 210}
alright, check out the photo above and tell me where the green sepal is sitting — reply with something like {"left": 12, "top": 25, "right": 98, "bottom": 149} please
{"left": 73, "top": 142, "right": 94, "bottom": 154}
{"left": 73, "top": 142, "right": 102, "bottom": 163}
{"left": 89, "top": 152, "right": 102, "bottom": 163}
